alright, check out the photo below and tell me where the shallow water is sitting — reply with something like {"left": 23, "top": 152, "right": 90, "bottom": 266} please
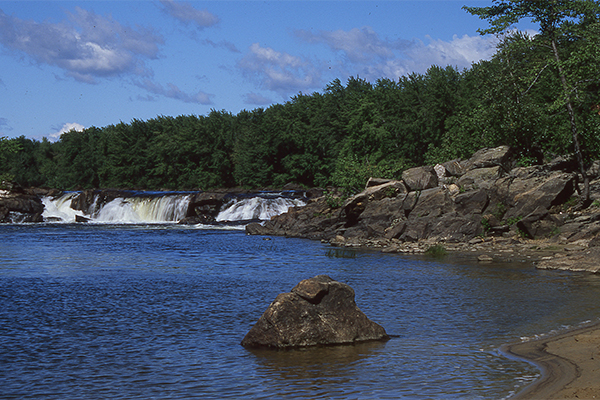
{"left": 2, "top": 224, "right": 600, "bottom": 399}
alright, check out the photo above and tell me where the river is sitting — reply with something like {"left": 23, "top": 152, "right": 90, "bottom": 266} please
{"left": 2, "top": 218, "right": 600, "bottom": 399}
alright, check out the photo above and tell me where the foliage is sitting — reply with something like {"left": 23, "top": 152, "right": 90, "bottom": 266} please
{"left": 330, "top": 153, "right": 410, "bottom": 195}
{"left": 325, "top": 248, "right": 357, "bottom": 259}
{"left": 481, "top": 217, "right": 492, "bottom": 234}
{"left": 0, "top": 136, "right": 22, "bottom": 187}
{"left": 463, "top": 0, "right": 600, "bottom": 200}
{"left": 506, "top": 216, "right": 522, "bottom": 226}
{"left": 3, "top": 2, "right": 600, "bottom": 192}
{"left": 493, "top": 202, "right": 507, "bottom": 220}
{"left": 324, "top": 191, "right": 345, "bottom": 209}
{"left": 425, "top": 244, "right": 447, "bottom": 258}
{"left": 562, "top": 195, "right": 579, "bottom": 211}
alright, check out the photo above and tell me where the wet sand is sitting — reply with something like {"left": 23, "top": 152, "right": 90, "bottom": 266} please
{"left": 502, "top": 322, "right": 600, "bottom": 399}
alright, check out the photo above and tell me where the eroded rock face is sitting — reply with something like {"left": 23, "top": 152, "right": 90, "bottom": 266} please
{"left": 537, "top": 247, "right": 600, "bottom": 273}
{"left": 504, "top": 171, "right": 575, "bottom": 220}
{"left": 342, "top": 180, "right": 407, "bottom": 226}
{"left": 0, "top": 190, "right": 44, "bottom": 223}
{"left": 465, "top": 145, "right": 513, "bottom": 171}
{"left": 402, "top": 166, "right": 438, "bottom": 191}
{"left": 457, "top": 166, "right": 503, "bottom": 191}
{"left": 241, "top": 275, "right": 389, "bottom": 349}
{"left": 246, "top": 146, "right": 600, "bottom": 247}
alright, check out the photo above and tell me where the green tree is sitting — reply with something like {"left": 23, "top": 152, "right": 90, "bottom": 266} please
{"left": 52, "top": 128, "right": 103, "bottom": 189}
{"left": 464, "top": 0, "right": 600, "bottom": 202}
{"left": 278, "top": 92, "right": 337, "bottom": 187}
{"left": 232, "top": 108, "right": 275, "bottom": 187}
{"left": 439, "top": 35, "right": 565, "bottom": 163}
{"left": 0, "top": 136, "right": 22, "bottom": 186}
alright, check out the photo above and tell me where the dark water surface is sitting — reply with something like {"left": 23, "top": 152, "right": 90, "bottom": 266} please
{"left": 2, "top": 224, "right": 600, "bottom": 399}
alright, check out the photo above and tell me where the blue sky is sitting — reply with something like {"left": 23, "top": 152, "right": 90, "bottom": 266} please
{"left": 0, "top": 1, "right": 519, "bottom": 141}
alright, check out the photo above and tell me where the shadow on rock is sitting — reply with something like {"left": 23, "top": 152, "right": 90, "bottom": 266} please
{"left": 241, "top": 275, "right": 389, "bottom": 349}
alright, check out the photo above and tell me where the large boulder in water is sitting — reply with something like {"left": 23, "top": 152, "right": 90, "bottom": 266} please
{"left": 185, "top": 191, "right": 229, "bottom": 221}
{"left": 241, "top": 275, "right": 389, "bottom": 349}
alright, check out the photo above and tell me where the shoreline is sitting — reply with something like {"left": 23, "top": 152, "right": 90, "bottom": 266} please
{"left": 327, "top": 234, "right": 600, "bottom": 274}
{"left": 501, "top": 321, "right": 600, "bottom": 399}
{"left": 351, "top": 241, "right": 600, "bottom": 399}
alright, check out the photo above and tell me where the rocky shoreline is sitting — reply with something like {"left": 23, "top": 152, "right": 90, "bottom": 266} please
{"left": 3, "top": 145, "right": 600, "bottom": 273}
{"left": 247, "top": 146, "right": 600, "bottom": 274}
{"left": 0, "top": 185, "right": 313, "bottom": 224}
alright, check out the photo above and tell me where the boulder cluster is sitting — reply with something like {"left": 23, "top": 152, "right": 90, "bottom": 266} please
{"left": 0, "top": 184, "right": 55, "bottom": 223}
{"left": 247, "top": 146, "right": 600, "bottom": 273}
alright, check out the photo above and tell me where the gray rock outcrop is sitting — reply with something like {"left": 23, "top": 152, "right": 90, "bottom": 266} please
{"left": 241, "top": 275, "right": 389, "bottom": 349}
{"left": 402, "top": 166, "right": 438, "bottom": 191}
{"left": 247, "top": 146, "right": 600, "bottom": 271}
{"left": 0, "top": 189, "right": 44, "bottom": 223}
{"left": 464, "top": 145, "right": 513, "bottom": 171}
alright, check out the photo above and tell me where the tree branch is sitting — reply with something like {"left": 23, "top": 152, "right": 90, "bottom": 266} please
{"left": 521, "top": 63, "right": 549, "bottom": 97}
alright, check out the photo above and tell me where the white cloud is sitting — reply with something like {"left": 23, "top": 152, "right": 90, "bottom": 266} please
{"left": 237, "top": 43, "right": 321, "bottom": 96}
{"left": 202, "top": 38, "right": 240, "bottom": 53}
{"left": 416, "top": 34, "right": 498, "bottom": 67}
{"left": 136, "top": 79, "right": 214, "bottom": 105}
{"left": 159, "top": 0, "right": 219, "bottom": 29}
{"left": 295, "top": 25, "right": 498, "bottom": 83}
{"left": 243, "top": 92, "right": 273, "bottom": 106}
{"left": 49, "top": 122, "right": 85, "bottom": 141}
{"left": 0, "top": 8, "right": 163, "bottom": 83}
{"left": 296, "top": 27, "right": 407, "bottom": 63}
{"left": 238, "top": 26, "right": 499, "bottom": 101}
{"left": 0, "top": 7, "right": 217, "bottom": 106}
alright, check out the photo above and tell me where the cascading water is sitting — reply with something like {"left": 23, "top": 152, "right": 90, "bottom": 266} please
{"left": 41, "top": 193, "right": 87, "bottom": 222}
{"left": 216, "top": 196, "right": 305, "bottom": 222}
{"left": 42, "top": 193, "right": 191, "bottom": 224}
{"left": 41, "top": 191, "right": 306, "bottom": 225}
{"left": 93, "top": 196, "right": 191, "bottom": 223}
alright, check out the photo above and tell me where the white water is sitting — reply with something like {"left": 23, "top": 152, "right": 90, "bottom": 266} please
{"left": 41, "top": 193, "right": 87, "bottom": 222}
{"left": 42, "top": 193, "right": 191, "bottom": 224}
{"left": 42, "top": 192, "right": 305, "bottom": 224}
{"left": 94, "top": 196, "right": 190, "bottom": 223}
{"left": 216, "top": 197, "right": 305, "bottom": 222}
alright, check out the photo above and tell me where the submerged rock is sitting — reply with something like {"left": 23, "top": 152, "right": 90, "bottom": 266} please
{"left": 241, "top": 275, "right": 389, "bottom": 349}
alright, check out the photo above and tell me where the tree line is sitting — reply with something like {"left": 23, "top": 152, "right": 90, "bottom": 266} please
{"left": 2, "top": 1, "right": 599, "bottom": 194}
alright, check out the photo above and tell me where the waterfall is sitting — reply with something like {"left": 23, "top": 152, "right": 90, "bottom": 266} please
{"left": 41, "top": 191, "right": 306, "bottom": 225}
{"left": 216, "top": 196, "right": 305, "bottom": 222}
{"left": 42, "top": 193, "right": 191, "bottom": 224}
{"left": 94, "top": 196, "right": 190, "bottom": 223}
{"left": 42, "top": 193, "right": 87, "bottom": 222}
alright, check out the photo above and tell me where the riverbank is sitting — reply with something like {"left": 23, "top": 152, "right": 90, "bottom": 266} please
{"left": 242, "top": 144, "right": 600, "bottom": 398}
{"left": 503, "top": 322, "right": 600, "bottom": 399}
{"left": 337, "top": 237, "right": 600, "bottom": 398}
{"left": 247, "top": 146, "right": 600, "bottom": 273}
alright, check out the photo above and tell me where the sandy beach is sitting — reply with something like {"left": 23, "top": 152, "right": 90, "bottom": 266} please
{"left": 503, "top": 322, "right": 600, "bottom": 399}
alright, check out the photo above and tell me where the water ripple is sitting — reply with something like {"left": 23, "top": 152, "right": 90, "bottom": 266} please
{"left": 1, "top": 225, "right": 600, "bottom": 398}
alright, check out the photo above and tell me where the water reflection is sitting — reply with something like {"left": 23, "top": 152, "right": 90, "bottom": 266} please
{"left": 247, "top": 340, "right": 388, "bottom": 376}
{"left": 3, "top": 225, "right": 600, "bottom": 399}
{"left": 245, "top": 341, "right": 390, "bottom": 399}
